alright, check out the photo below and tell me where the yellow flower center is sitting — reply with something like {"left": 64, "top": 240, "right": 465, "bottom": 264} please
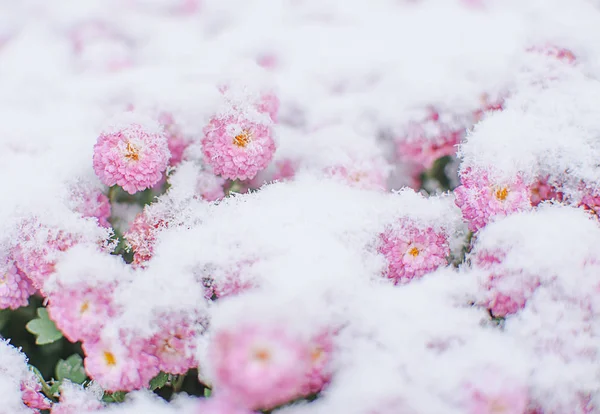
{"left": 124, "top": 141, "right": 139, "bottom": 161}
{"left": 0, "top": 273, "right": 7, "bottom": 285}
{"left": 79, "top": 301, "right": 89, "bottom": 315}
{"left": 494, "top": 187, "right": 508, "bottom": 201}
{"left": 233, "top": 130, "right": 252, "bottom": 148}
{"left": 408, "top": 246, "right": 420, "bottom": 257}
{"left": 252, "top": 347, "right": 271, "bottom": 363}
{"left": 490, "top": 399, "right": 508, "bottom": 413}
{"left": 311, "top": 347, "right": 324, "bottom": 362}
{"left": 103, "top": 351, "right": 117, "bottom": 367}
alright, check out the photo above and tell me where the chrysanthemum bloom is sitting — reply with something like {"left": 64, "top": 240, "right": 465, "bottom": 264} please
{"left": 124, "top": 211, "right": 168, "bottom": 266}
{"left": 158, "top": 113, "right": 191, "bottom": 167}
{"left": 21, "top": 373, "right": 52, "bottom": 411}
{"left": 464, "top": 371, "right": 528, "bottom": 414}
{"left": 0, "top": 258, "right": 37, "bottom": 310}
{"left": 454, "top": 169, "right": 531, "bottom": 232}
{"left": 83, "top": 336, "right": 159, "bottom": 392}
{"left": 396, "top": 109, "right": 466, "bottom": 170}
{"left": 529, "top": 177, "right": 562, "bottom": 207}
{"left": 13, "top": 223, "right": 79, "bottom": 290}
{"left": 378, "top": 220, "right": 450, "bottom": 284}
{"left": 481, "top": 273, "right": 540, "bottom": 318}
{"left": 196, "top": 169, "right": 226, "bottom": 202}
{"left": 578, "top": 185, "right": 600, "bottom": 218}
{"left": 210, "top": 324, "right": 310, "bottom": 410}
{"left": 146, "top": 313, "right": 199, "bottom": 375}
{"left": 50, "top": 381, "right": 104, "bottom": 414}
{"left": 202, "top": 114, "right": 276, "bottom": 181}
{"left": 71, "top": 188, "right": 111, "bottom": 228}
{"left": 301, "top": 331, "right": 333, "bottom": 396}
{"left": 47, "top": 282, "right": 117, "bottom": 343}
{"left": 472, "top": 249, "right": 540, "bottom": 317}
{"left": 93, "top": 123, "right": 170, "bottom": 194}
{"left": 325, "top": 161, "right": 388, "bottom": 191}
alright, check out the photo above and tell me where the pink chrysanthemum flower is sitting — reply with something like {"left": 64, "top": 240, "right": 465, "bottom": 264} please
{"left": 124, "top": 211, "right": 168, "bottom": 266}
{"left": 378, "top": 220, "right": 449, "bottom": 284}
{"left": 47, "top": 282, "right": 117, "bottom": 343}
{"left": 326, "top": 161, "right": 388, "bottom": 191}
{"left": 201, "top": 261, "right": 256, "bottom": 300}
{"left": 302, "top": 331, "right": 333, "bottom": 396}
{"left": 396, "top": 109, "right": 466, "bottom": 170}
{"left": 0, "top": 258, "right": 36, "bottom": 310}
{"left": 146, "top": 313, "right": 199, "bottom": 375}
{"left": 158, "top": 113, "right": 192, "bottom": 167}
{"left": 13, "top": 222, "right": 79, "bottom": 290}
{"left": 210, "top": 324, "right": 310, "bottom": 410}
{"left": 196, "top": 169, "right": 226, "bottom": 202}
{"left": 93, "top": 123, "right": 170, "bottom": 194}
{"left": 71, "top": 188, "right": 111, "bottom": 228}
{"left": 202, "top": 114, "right": 276, "bottom": 181}
{"left": 529, "top": 176, "right": 562, "bottom": 207}
{"left": 50, "top": 381, "right": 104, "bottom": 414}
{"left": 83, "top": 336, "right": 159, "bottom": 392}
{"left": 472, "top": 249, "right": 540, "bottom": 317}
{"left": 464, "top": 371, "right": 528, "bottom": 414}
{"left": 21, "top": 373, "right": 52, "bottom": 411}
{"left": 454, "top": 169, "right": 531, "bottom": 232}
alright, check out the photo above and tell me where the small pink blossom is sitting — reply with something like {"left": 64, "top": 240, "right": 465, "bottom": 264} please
{"left": 47, "top": 282, "right": 117, "bottom": 343}
{"left": 83, "top": 336, "right": 159, "bottom": 392}
{"left": 378, "top": 220, "right": 450, "bottom": 284}
{"left": 0, "top": 258, "right": 36, "bottom": 310}
{"left": 472, "top": 249, "right": 540, "bottom": 317}
{"left": 202, "top": 114, "right": 276, "bottom": 181}
{"left": 13, "top": 222, "right": 79, "bottom": 290}
{"left": 464, "top": 371, "right": 528, "bottom": 414}
{"left": 202, "top": 262, "right": 256, "bottom": 299}
{"left": 396, "top": 109, "right": 466, "bottom": 170}
{"left": 93, "top": 123, "right": 170, "bottom": 195}
{"left": 146, "top": 313, "right": 199, "bottom": 375}
{"left": 71, "top": 188, "right": 111, "bottom": 228}
{"left": 454, "top": 169, "right": 531, "bottom": 232}
{"left": 210, "top": 324, "right": 310, "bottom": 410}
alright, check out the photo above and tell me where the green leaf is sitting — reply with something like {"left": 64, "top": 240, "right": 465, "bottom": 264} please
{"left": 204, "top": 387, "right": 212, "bottom": 398}
{"left": 56, "top": 354, "right": 87, "bottom": 384}
{"left": 149, "top": 371, "right": 169, "bottom": 390}
{"left": 25, "top": 308, "right": 63, "bottom": 345}
{"left": 48, "top": 380, "right": 62, "bottom": 398}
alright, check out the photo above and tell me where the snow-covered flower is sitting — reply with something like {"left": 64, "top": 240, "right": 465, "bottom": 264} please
{"left": 454, "top": 169, "right": 531, "bottom": 232}
{"left": 210, "top": 324, "right": 310, "bottom": 410}
{"left": 202, "top": 114, "right": 276, "bottom": 181}
{"left": 378, "top": 219, "right": 449, "bottom": 284}
{"left": 93, "top": 123, "right": 170, "bottom": 194}
{"left": 0, "top": 258, "right": 36, "bottom": 310}
{"left": 83, "top": 335, "right": 159, "bottom": 392}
